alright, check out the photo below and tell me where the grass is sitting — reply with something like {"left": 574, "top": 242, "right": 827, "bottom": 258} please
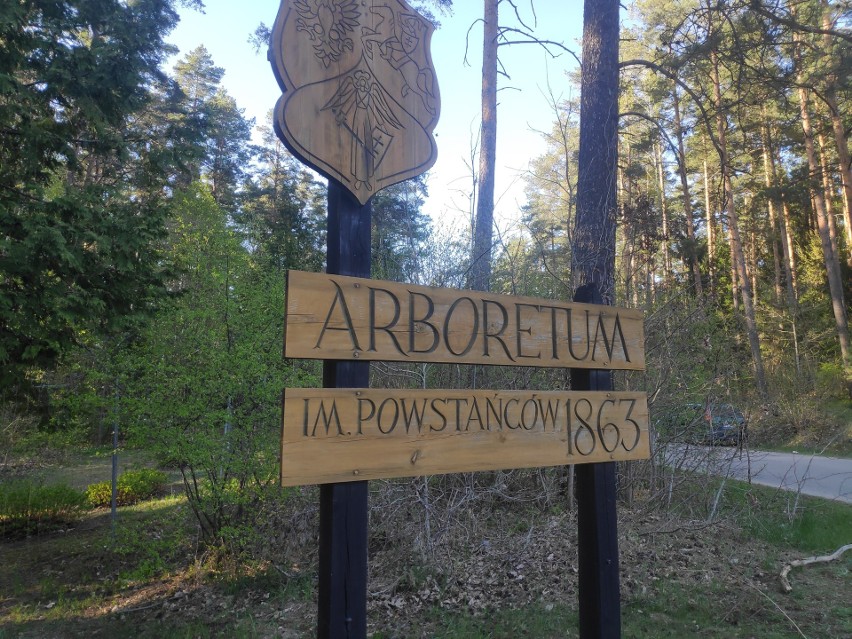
{"left": 717, "top": 479, "right": 852, "bottom": 553}
{"left": 621, "top": 574, "right": 851, "bottom": 638}
{"left": 823, "top": 398, "right": 852, "bottom": 456}
{"left": 414, "top": 604, "right": 578, "bottom": 638}
{"left": 0, "top": 495, "right": 193, "bottom": 626}
{"left": 0, "top": 480, "right": 87, "bottom": 538}
{"left": 3, "top": 448, "right": 164, "bottom": 491}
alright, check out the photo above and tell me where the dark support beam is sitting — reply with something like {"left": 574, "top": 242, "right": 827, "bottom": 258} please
{"left": 571, "top": 0, "right": 621, "bottom": 630}
{"left": 572, "top": 283, "right": 621, "bottom": 639}
{"left": 317, "top": 182, "right": 371, "bottom": 639}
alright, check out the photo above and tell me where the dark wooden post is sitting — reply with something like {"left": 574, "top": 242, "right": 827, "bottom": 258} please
{"left": 317, "top": 182, "right": 371, "bottom": 639}
{"left": 570, "top": 0, "right": 621, "bottom": 632}
{"left": 571, "top": 284, "right": 621, "bottom": 639}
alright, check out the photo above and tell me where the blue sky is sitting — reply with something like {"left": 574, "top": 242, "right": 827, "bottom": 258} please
{"left": 166, "top": 1, "right": 585, "bottom": 230}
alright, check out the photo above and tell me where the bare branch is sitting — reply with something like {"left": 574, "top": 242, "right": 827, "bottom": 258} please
{"left": 502, "top": 0, "right": 535, "bottom": 32}
{"left": 463, "top": 18, "right": 485, "bottom": 67}
{"left": 496, "top": 27, "right": 581, "bottom": 64}
{"left": 780, "top": 544, "right": 852, "bottom": 593}
{"left": 620, "top": 110, "right": 679, "bottom": 159}
{"left": 620, "top": 58, "right": 724, "bottom": 160}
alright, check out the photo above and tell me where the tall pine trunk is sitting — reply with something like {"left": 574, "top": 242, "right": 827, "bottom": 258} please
{"left": 817, "top": 131, "right": 841, "bottom": 260}
{"left": 572, "top": 1, "right": 622, "bottom": 634}
{"left": 470, "top": 0, "right": 499, "bottom": 292}
{"left": 703, "top": 153, "right": 716, "bottom": 297}
{"left": 795, "top": 78, "right": 851, "bottom": 392}
{"left": 654, "top": 140, "right": 672, "bottom": 288}
{"left": 761, "top": 123, "right": 798, "bottom": 315}
{"left": 572, "top": 0, "right": 618, "bottom": 295}
{"left": 825, "top": 84, "right": 852, "bottom": 265}
{"left": 710, "top": 47, "right": 767, "bottom": 396}
{"left": 760, "top": 121, "right": 783, "bottom": 305}
{"left": 820, "top": 0, "right": 852, "bottom": 266}
{"left": 673, "top": 88, "right": 702, "bottom": 297}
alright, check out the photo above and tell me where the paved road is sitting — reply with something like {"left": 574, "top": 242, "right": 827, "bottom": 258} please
{"left": 664, "top": 445, "right": 852, "bottom": 504}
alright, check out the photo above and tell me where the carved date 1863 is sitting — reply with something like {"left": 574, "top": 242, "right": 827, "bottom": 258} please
{"left": 281, "top": 389, "right": 649, "bottom": 485}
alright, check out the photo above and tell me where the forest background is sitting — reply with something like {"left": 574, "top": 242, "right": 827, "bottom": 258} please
{"left": 1, "top": 0, "right": 851, "bottom": 627}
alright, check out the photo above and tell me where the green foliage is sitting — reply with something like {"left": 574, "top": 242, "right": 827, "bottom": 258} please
{"left": 512, "top": 96, "right": 579, "bottom": 300}
{"left": 236, "top": 119, "right": 326, "bottom": 273}
{"left": 85, "top": 469, "right": 167, "bottom": 508}
{"left": 816, "top": 363, "right": 848, "bottom": 399}
{"left": 118, "top": 184, "right": 319, "bottom": 553}
{"left": 0, "top": 0, "right": 198, "bottom": 393}
{"left": 172, "top": 46, "right": 254, "bottom": 209}
{"left": 0, "top": 480, "right": 86, "bottom": 538}
{"left": 370, "top": 176, "right": 432, "bottom": 283}
{"left": 0, "top": 405, "right": 40, "bottom": 453}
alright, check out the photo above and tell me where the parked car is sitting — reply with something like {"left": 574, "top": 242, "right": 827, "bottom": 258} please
{"left": 657, "top": 402, "right": 747, "bottom": 446}
{"left": 701, "top": 403, "right": 747, "bottom": 446}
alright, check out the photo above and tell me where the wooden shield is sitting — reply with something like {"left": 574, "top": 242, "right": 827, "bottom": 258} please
{"left": 269, "top": 0, "right": 440, "bottom": 204}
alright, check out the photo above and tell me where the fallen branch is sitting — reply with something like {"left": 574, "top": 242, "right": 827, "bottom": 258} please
{"left": 780, "top": 543, "right": 852, "bottom": 593}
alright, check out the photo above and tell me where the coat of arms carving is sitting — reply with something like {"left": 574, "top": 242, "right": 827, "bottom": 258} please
{"left": 270, "top": 0, "right": 440, "bottom": 204}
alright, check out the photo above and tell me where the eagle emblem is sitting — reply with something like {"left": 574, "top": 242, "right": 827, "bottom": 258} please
{"left": 292, "top": 0, "right": 360, "bottom": 67}
{"left": 269, "top": 0, "right": 440, "bottom": 204}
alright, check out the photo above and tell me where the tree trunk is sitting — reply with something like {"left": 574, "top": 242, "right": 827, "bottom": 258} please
{"left": 703, "top": 154, "right": 716, "bottom": 297}
{"left": 796, "top": 81, "right": 852, "bottom": 389}
{"left": 654, "top": 141, "right": 672, "bottom": 289}
{"left": 760, "top": 122, "right": 783, "bottom": 305}
{"left": 470, "top": 0, "right": 499, "bottom": 292}
{"left": 825, "top": 84, "right": 852, "bottom": 266}
{"left": 820, "top": 0, "right": 852, "bottom": 266}
{"left": 711, "top": 47, "right": 767, "bottom": 396}
{"left": 818, "top": 131, "right": 841, "bottom": 261}
{"left": 572, "top": 0, "right": 619, "bottom": 296}
{"left": 762, "top": 123, "right": 798, "bottom": 314}
{"left": 618, "top": 159, "right": 633, "bottom": 305}
{"left": 780, "top": 198, "right": 800, "bottom": 302}
{"left": 749, "top": 226, "right": 759, "bottom": 304}
{"left": 673, "top": 88, "right": 703, "bottom": 297}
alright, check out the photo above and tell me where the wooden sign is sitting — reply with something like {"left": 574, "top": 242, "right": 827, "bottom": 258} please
{"left": 282, "top": 389, "right": 649, "bottom": 485}
{"left": 285, "top": 270, "right": 646, "bottom": 370}
{"left": 269, "top": 0, "right": 440, "bottom": 204}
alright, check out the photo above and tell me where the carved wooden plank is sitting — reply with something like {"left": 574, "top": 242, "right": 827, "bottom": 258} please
{"left": 269, "top": 0, "right": 440, "bottom": 205}
{"left": 285, "top": 270, "right": 646, "bottom": 370}
{"left": 281, "top": 389, "right": 650, "bottom": 485}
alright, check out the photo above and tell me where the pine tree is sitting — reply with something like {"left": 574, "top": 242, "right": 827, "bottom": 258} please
{"left": 0, "top": 0, "right": 199, "bottom": 392}
{"left": 237, "top": 118, "right": 326, "bottom": 273}
{"left": 172, "top": 46, "right": 253, "bottom": 208}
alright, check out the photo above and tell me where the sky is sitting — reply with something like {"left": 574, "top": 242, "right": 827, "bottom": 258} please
{"left": 166, "top": 0, "right": 586, "bottom": 231}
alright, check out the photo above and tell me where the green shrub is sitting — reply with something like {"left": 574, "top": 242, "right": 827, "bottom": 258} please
{"left": 0, "top": 480, "right": 87, "bottom": 538}
{"left": 816, "top": 362, "right": 847, "bottom": 398}
{"left": 85, "top": 468, "right": 167, "bottom": 508}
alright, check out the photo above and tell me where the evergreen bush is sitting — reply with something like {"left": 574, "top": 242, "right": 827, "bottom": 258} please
{"left": 85, "top": 468, "right": 167, "bottom": 508}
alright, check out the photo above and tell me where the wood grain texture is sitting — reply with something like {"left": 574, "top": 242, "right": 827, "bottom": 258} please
{"left": 285, "top": 270, "right": 646, "bottom": 370}
{"left": 269, "top": 0, "right": 440, "bottom": 204}
{"left": 281, "top": 388, "right": 650, "bottom": 485}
